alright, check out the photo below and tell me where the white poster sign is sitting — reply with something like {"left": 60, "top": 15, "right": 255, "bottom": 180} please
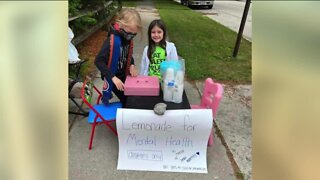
{"left": 116, "top": 109, "right": 212, "bottom": 173}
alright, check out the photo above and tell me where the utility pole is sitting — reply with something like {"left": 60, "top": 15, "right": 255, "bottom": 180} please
{"left": 233, "top": 0, "right": 251, "bottom": 57}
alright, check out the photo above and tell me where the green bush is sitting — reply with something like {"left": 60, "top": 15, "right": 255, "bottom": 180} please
{"left": 71, "top": 15, "right": 97, "bottom": 35}
{"left": 69, "top": 0, "right": 112, "bottom": 15}
{"left": 81, "top": 16, "right": 97, "bottom": 26}
{"left": 81, "top": 0, "right": 106, "bottom": 8}
{"left": 69, "top": 0, "right": 82, "bottom": 16}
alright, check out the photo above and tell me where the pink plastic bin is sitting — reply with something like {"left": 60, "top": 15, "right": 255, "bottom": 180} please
{"left": 124, "top": 76, "right": 160, "bottom": 96}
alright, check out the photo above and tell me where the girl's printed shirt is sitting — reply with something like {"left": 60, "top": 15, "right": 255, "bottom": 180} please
{"left": 140, "top": 41, "right": 179, "bottom": 77}
{"left": 148, "top": 46, "right": 166, "bottom": 79}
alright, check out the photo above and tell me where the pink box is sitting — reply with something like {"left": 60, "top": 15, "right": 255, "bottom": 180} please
{"left": 124, "top": 76, "right": 159, "bottom": 96}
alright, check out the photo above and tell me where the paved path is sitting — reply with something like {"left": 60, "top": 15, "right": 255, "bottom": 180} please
{"left": 196, "top": 83, "right": 252, "bottom": 180}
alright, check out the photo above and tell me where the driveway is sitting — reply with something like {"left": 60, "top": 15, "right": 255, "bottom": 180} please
{"left": 174, "top": 0, "right": 252, "bottom": 41}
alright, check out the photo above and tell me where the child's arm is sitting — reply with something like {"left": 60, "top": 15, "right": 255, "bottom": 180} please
{"left": 129, "top": 57, "right": 138, "bottom": 77}
{"left": 140, "top": 46, "right": 149, "bottom": 75}
{"left": 95, "top": 38, "right": 115, "bottom": 80}
{"left": 130, "top": 56, "right": 135, "bottom": 65}
{"left": 170, "top": 43, "right": 179, "bottom": 60}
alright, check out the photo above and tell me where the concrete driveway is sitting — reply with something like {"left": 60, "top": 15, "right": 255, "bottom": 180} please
{"left": 175, "top": 0, "right": 252, "bottom": 41}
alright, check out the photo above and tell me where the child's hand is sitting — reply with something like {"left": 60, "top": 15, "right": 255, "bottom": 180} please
{"left": 112, "top": 76, "right": 124, "bottom": 91}
{"left": 129, "top": 65, "right": 138, "bottom": 77}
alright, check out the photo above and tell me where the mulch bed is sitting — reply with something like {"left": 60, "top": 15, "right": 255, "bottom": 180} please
{"left": 77, "top": 28, "right": 109, "bottom": 77}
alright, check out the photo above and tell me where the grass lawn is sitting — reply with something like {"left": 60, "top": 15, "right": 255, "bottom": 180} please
{"left": 154, "top": 0, "right": 251, "bottom": 83}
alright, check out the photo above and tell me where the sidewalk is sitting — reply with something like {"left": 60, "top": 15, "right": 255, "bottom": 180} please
{"left": 69, "top": 1, "right": 251, "bottom": 180}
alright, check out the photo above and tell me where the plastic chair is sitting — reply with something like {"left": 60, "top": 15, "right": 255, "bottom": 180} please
{"left": 80, "top": 77, "right": 122, "bottom": 150}
{"left": 191, "top": 78, "right": 223, "bottom": 146}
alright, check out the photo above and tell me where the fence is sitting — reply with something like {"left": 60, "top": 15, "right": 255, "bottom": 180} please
{"left": 68, "top": 0, "right": 122, "bottom": 45}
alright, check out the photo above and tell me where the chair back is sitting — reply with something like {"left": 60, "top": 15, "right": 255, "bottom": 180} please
{"left": 80, "top": 77, "right": 121, "bottom": 150}
{"left": 80, "top": 77, "right": 103, "bottom": 114}
{"left": 200, "top": 78, "right": 224, "bottom": 118}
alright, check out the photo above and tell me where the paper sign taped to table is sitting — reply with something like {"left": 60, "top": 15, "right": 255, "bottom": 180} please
{"left": 116, "top": 109, "right": 213, "bottom": 173}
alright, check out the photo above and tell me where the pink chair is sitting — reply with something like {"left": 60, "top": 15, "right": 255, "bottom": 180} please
{"left": 191, "top": 78, "right": 223, "bottom": 146}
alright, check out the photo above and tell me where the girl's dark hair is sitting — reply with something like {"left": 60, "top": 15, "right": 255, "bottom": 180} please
{"left": 147, "top": 19, "right": 167, "bottom": 60}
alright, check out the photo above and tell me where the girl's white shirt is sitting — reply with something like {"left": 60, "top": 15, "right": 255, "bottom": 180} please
{"left": 140, "top": 41, "right": 179, "bottom": 75}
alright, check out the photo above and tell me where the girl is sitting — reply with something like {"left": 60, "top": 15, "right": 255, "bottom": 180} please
{"left": 95, "top": 8, "right": 142, "bottom": 106}
{"left": 140, "top": 19, "right": 179, "bottom": 79}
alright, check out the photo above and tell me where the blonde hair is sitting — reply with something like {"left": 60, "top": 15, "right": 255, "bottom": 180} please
{"left": 115, "top": 8, "right": 142, "bottom": 31}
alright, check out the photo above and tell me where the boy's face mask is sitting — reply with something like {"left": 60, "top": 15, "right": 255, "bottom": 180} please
{"left": 120, "top": 28, "right": 137, "bottom": 41}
